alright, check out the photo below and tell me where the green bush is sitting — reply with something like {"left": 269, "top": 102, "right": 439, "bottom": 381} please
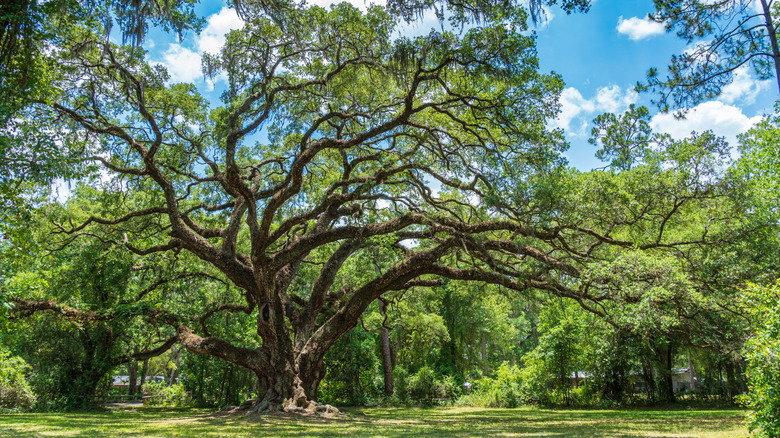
{"left": 392, "top": 366, "right": 410, "bottom": 401}
{"left": 408, "top": 366, "right": 438, "bottom": 400}
{"left": 438, "top": 374, "right": 460, "bottom": 400}
{"left": 456, "top": 362, "right": 524, "bottom": 408}
{"left": 739, "top": 282, "right": 780, "bottom": 438}
{"left": 0, "top": 349, "right": 36, "bottom": 412}
{"left": 142, "top": 381, "right": 192, "bottom": 407}
{"left": 518, "top": 357, "right": 549, "bottom": 405}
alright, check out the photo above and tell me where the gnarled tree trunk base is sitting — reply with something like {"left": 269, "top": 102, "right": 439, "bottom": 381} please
{"left": 224, "top": 397, "right": 339, "bottom": 416}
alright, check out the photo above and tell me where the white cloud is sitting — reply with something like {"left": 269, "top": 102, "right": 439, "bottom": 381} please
{"left": 650, "top": 101, "right": 762, "bottom": 145}
{"left": 529, "top": 5, "right": 556, "bottom": 28}
{"left": 718, "top": 66, "right": 771, "bottom": 105}
{"left": 198, "top": 8, "right": 245, "bottom": 55}
{"left": 616, "top": 16, "right": 665, "bottom": 41}
{"left": 595, "top": 85, "right": 638, "bottom": 113}
{"left": 552, "top": 85, "right": 637, "bottom": 135}
{"left": 154, "top": 8, "right": 244, "bottom": 87}
{"left": 553, "top": 88, "right": 594, "bottom": 132}
{"left": 158, "top": 45, "right": 202, "bottom": 84}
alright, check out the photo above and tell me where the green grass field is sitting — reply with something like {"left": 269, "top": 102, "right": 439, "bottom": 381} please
{"left": 0, "top": 405, "right": 750, "bottom": 437}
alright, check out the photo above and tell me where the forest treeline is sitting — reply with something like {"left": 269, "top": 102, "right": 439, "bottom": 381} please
{"left": 0, "top": 0, "right": 779, "bottom": 436}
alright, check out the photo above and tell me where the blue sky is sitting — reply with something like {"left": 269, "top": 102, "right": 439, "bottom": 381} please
{"left": 140, "top": 0, "right": 778, "bottom": 171}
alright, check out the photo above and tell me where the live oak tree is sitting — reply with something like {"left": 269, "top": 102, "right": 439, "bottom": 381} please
{"left": 19, "top": 2, "right": 582, "bottom": 412}
{"left": 8, "top": 0, "right": 749, "bottom": 414}
{"left": 582, "top": 105, "right": 761, "bottom": 401}
{"left": 641, "top": 0, "right": 780, "bottom": 110}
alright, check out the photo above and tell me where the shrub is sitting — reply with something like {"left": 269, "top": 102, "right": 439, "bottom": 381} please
{"left": 408, "top": 366, "right": 439, "bottom": 400}
{"left": 438, "top": 374, "right": 460, "bottom": 400}
{"left": 142, "top": 381, "right": 192, "bottom": 407}
{"left": 392, "top": 366, "right": 410, "bottom": 401}
{"left": 0, "top": 349, "right": 36, "bottom": 412}
{"left": 456, "top": 362, "right": 524, "bottom": 408}
{"left": 739, "top": 282, "right": 780, "bottom": 438}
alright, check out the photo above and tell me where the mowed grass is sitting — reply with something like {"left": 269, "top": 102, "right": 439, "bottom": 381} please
{"left": 0, "top": 405, "right": 749, "bottom": 437}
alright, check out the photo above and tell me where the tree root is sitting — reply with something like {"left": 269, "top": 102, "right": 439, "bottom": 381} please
{"left": 223, "top": 397, "right": 339, "bottom": 416}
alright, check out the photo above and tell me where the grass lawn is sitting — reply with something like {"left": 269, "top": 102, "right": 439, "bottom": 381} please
{"left": 0, "top": 405, "right": 750, "bottom": 437}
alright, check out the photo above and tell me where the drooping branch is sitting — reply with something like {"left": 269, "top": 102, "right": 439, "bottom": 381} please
{"left": 175, "top": 324, "right": 268, "bottom": 372}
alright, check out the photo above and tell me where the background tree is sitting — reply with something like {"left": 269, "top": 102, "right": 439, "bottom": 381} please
{"left": 2, "top": 186, "right": 233, "bottom": 409}
{"left": 641, "top": 0, "right": 780, "bottom": 110}
{"left": 588, "top": 104, "right": 657, "bottom": 171}
{"left": 739, "top": 281, "right": 780, "bottom": 437}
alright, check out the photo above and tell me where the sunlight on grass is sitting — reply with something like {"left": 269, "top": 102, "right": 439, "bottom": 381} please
{"left": 0, "top": 406, "right": 749, "bottom": 437}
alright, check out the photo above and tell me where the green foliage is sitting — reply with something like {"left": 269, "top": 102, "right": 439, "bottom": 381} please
{"left": 385, "top": 0, "right": 589, "bottom": 28}
{"left": 583, "top": 250, "right": 705, "bottom": 331}
{"left": 734, "top": 111, "right": 780, "bottom": 223}
{"left": 1, "top": 0, "right": 773, "bottom": 421}
{"left": 739, "top": 282, "right": 780, "bottom": 437}
{"left": 142, "top": 381, "right": 192, "bottom": 407}
{"left": 181, "top": 354, "right": 256, "bottom": 408}
{"left": 4, "top": 239, "right": 173, "bottom": 411}
{"left": 319, "top": 328, "right": 380, "bottom": 406}
{"left": 407, "top": 366, "right": 438, "bottom": 401}
{"left": 589, "top": 104, "right": 654, "bottom": 171}
{"left": 391, "top": 366, "right": 410, "bottom": 401}
{"left": 515, "top": 301, "right": 584, "bottom": 405}
{"left": 0, "top": 347, "right": 37, "bottom": 412}
{"left": 456, "top": 362, "right": 525, "bottom": 408}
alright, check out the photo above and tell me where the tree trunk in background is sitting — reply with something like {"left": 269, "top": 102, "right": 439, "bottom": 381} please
{"left": 380, "top": 300, "right": 394, "bottom": 396}
{"left": 128, "top": 358, "right": 138, "bottom": 396}
{"left": 689, "top": 356, "right": 696, "bottom": 392}
{"left": 480, "top": 338, "right": 489, "bottom": 375}
{"left": 725, "top": 361, "right": 740, "bottom": 401}
{"left": 140, "top": 358, "right": 149, "bottom": 393}
{"left": 663, "top": 342, "right": 675, "bottom": 402}
{"left": 641, "top": 356, "right": 656, "bottom": 402}
{"left": 168, "top": 347, "right": 182, "bottom": 385}
{"left": 654, "top": 340, "right": 675, "bottom": 403}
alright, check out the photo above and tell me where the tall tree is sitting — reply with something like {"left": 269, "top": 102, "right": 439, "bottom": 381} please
{"left": 18, "top": 2, "right": 578, "bottom": 413}
{"left": 5, "top": 236, "right": 187, "bottom": 409}
{"left": 588, "top": 104, "right": 657, "bottom": 171}
{"left": 640, "top": 0, "right": 780, "bottom": 110}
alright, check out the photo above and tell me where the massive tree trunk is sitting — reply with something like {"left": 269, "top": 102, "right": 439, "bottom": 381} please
{"left": 175, "top": 297, "right": 341, "bottom": 413}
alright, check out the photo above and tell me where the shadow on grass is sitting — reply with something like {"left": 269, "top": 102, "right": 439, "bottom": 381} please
{"left": 0, "top": 405, "right": 749, "bottom": 438}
